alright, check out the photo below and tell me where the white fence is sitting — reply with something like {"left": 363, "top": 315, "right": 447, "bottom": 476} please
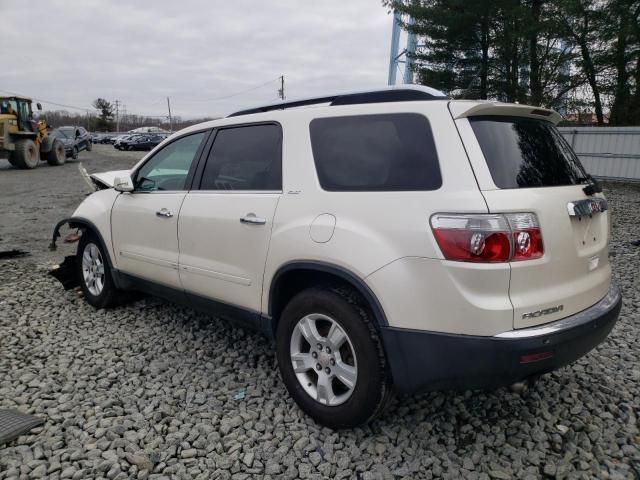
{"left": 559, "top": 126, "right": 640, "bottom": 181}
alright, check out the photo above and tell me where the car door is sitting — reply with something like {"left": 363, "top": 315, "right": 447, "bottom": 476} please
{"left": 178, "top": 123, "right": 282, "bottom": 313}
{"left": 111, "top": 130, "right": 209, "bottom": 289}
{"left": 78, "top": 128, "right": 87, "bottom": 149}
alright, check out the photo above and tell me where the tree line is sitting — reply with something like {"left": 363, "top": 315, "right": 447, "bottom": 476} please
{"left": 39, "top": 98, "right": 215, "bottom": 132}
{"left": 385, "top": 0, "right": 640, "bottom": 125}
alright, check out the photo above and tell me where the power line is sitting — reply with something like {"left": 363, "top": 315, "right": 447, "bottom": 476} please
{"left": 2, "top": 76, "right": 281, "bottom": 118}
{"left": 177, "top": 77, "right": 281, "bottom": 102}
{"left": 0, "top": 88, "right": 91, "bottom": 111}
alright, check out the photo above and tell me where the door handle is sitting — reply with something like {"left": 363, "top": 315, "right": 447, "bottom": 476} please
{"left": 156, "top": 208, "right": 174, "bottom": 218}
{"left": 240, "top": 213, "right": 266, "bottom": 225}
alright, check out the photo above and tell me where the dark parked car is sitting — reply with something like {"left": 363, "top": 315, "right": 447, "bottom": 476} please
{"left": 52, "top": 126, "right": 92, "bottom": 159}
{"left": 120, "top": 134, "right": 166, "bottom": 151}
{"left": 113, "top": 134, "right": 138, "bottom": 149}
{"left": 92, "top": 133, "right": 112, "bottom": 144}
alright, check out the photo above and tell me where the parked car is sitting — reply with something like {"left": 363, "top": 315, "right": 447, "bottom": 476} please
{"left": 113, "top": 134, "right": 138, "bottom": 149}
{"left": 51, "top": 86, "right": 621, "bottom": 429}
{"left": 92, "top": 133, "right": 114, "bottom": 144}
{"left": 120, "top": 134, "right": 165, "bottom": 151}
{"left": 51, "top": 126, "right": 92, "bottom": 159}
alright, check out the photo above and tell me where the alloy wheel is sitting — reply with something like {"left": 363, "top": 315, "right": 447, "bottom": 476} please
{"left": 289, "top": 313, "right": 358, "bottom": 406}
{"left": 82, "top": 242, "right": 105, "bottom": 296}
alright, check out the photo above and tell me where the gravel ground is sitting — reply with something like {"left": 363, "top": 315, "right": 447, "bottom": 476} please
{"left": 1, "top": 150, "right": 639, "bottom": 480}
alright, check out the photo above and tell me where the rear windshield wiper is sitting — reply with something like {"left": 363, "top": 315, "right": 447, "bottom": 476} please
{"left": 577, "top": 174, "right": 602, "bottom": 196}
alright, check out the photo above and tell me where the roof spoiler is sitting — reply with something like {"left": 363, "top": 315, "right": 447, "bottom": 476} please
{"left": 449, "top": 102, "right": 563, "bottom": 125}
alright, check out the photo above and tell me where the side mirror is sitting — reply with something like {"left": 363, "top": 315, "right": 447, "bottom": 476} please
{"left": 114, "top": 176, "right": 134, "bottom": 192}
{"left": 36, "top": 102, "right": 42, "bottom": 111}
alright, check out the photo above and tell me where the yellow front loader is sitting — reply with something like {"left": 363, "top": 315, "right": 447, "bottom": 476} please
{"left": 0, "top": 96, "right": 65, "bottom": 169}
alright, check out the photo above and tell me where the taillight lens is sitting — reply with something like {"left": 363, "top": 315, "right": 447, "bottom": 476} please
{"left": 505, "top": 213, "right": 544, "bottom": 261}
{"left": 430, "top": 213, "right": 543, "bottom": 263}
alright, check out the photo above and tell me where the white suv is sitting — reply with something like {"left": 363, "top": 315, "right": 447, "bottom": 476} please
{"left": 51, "top": 86, "right": 622, "bottom": 428}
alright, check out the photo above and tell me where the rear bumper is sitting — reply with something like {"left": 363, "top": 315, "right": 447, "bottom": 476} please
{"left": 381, "top": 284, "right": 622, "bottom": 393}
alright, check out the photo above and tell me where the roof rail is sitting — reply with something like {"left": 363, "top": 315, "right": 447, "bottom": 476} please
{"left": 227, "top": 85, "right": 448, "bottom": 117}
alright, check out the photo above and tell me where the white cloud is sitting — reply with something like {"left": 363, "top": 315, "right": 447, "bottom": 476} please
{"left": 0, "top": 0, "right": 392, "bottom": 118}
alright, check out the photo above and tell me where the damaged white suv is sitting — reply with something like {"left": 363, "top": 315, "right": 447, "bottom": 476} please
{"left": 51, "top": 86, "right": 621, "bottom": 428}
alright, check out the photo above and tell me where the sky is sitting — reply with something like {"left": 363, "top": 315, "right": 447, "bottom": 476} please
{"left": 0, "top": 0, "right": 395, "bottom": 119}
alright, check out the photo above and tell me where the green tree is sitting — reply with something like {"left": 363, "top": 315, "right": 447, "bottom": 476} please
{"left": 605, "top": 0, "right": 640, "bottom": 125}
{"left": 92, "top": 98, "right": 114, "bottom": 130}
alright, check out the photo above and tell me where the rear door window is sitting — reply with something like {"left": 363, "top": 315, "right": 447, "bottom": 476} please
{"left": 469, "top": 116, "right": 588, "bottom": 189}
{"left": 199, "top": 124, "right": 282, "bottom": 191}
{"left": 309, "top": 113, "right": 441, "bottom": 191}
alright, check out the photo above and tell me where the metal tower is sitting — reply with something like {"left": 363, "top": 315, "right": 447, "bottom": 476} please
{"left": 388, "top": 11, "right": 417, "bottom": 85}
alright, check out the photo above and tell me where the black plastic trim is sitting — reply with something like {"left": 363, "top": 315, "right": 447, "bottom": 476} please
{"left": 381, "top": 285, "right": 622, "bottom": 393}
{"left": 113, "top": 271, "right": 271, "bottom": 336}
{"left": 49, "top": 217, "right": 119, "bottom": 287}
{"left": 268, "top": 261, "right": 389, "bottom": 328}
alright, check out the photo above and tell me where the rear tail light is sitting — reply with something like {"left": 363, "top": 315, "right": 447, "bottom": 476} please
{"left": 430, "top": 213, "right": 543, "bottom": 263}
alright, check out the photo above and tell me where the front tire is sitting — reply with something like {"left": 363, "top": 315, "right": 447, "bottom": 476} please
{"left": 77, "top": 232, "right": 118, "bottom": 308}
{"left": 13, "top": 139, "right": 39, "bottom": 169}
{"left": 71, "top": 146, "right": 79, "bottom": 160}
{"left": 46, "top": 139, "right": 66, "bottom": 166}
{"left": 86, "top": 141, "right": 92, "bottom": 152}
{"left": 276, "top": 288, "right": 392, "bottom": 428}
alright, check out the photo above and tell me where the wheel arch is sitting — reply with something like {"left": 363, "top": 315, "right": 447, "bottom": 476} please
{"left": 50, "top": 217, "right": 116, "bottom": 272}
{"left": 267, "top": 261, "right": 389, "bottom": 333}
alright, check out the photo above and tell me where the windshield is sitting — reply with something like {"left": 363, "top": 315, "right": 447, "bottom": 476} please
{"left": 53, "top": 129, "right": 70, "bottom": 139}
{"left": 470, "top": 116, "right": 589, "bottom": 189}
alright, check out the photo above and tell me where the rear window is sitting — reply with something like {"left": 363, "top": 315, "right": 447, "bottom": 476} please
{"left": 309, "top": 113, "right": 441, "bottom": 191}
{"left": 470, "top": 116, "right": 588, "bottom": 189}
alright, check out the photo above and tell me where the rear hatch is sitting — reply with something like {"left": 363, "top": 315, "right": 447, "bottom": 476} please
{"left": 450, "top": 102, "right": 611, "bottom": 329}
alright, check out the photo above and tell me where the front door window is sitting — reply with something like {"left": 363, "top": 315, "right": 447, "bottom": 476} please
{"left": 134, "top": 131, "right": 206, "bottom": 192}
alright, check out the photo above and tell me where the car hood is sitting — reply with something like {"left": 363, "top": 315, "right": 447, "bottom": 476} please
{"left": 89, "top": 169, "right": 130, "bottom": 189}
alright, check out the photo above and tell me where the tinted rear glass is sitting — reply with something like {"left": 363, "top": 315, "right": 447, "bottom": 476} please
{"left": 199, "top": 124, "right": 282, "bottom": 191}
{"left": 469, "top": 116, "right": 588, "bottom": 189}
{"left": 309, "top": 113, "right": 441, "bottom": 191}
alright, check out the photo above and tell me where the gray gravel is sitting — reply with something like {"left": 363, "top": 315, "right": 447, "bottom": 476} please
{"left": 1, "top": 153, "right": 639, "bottom": 480}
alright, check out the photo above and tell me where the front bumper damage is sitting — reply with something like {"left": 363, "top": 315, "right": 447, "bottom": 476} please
{"left": 48, "top": 217, "right": 82, "bottom": 290}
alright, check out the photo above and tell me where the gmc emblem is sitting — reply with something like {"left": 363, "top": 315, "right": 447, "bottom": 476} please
{"left": 567, "top": 198, "right": 608, "bottom": 217}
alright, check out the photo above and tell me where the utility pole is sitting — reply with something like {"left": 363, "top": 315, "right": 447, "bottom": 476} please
{"left": 278, "top": 75, "right": 285, "bottom": 101}
{"left": 167, "top": 97, "right": 173, "bottom": 132}
{"left": 114, "top": 99, "right": 120, "bottom": 132}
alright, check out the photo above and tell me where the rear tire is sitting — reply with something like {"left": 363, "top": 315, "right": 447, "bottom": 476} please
{"left": 71, "top": 146, "right": 79, "bottom": 160}
{"left": 77, "top": 232, "right": 119, "bottom": 308}
{"left": 46, "top": 139, "right": 66, "bottom": 166}
{"left": 276, "top": 288, "right": 393, "bottom": 428}
{"left": 86, "top": 141, "right": 92, "bottom": 152}
{"left": 13, "top": 139, "right": 39, "bottom": 169}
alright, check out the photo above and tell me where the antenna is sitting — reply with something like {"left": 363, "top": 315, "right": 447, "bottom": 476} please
{"left": 278, "top": 75, "right": 285, "bottom": 101}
